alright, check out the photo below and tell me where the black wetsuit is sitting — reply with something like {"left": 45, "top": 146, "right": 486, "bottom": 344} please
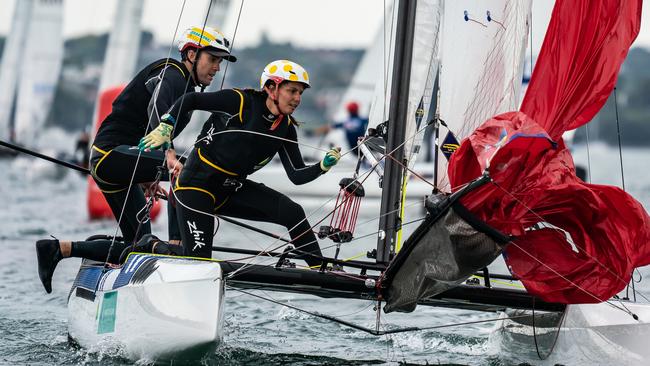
{"left": 166, "top": 89, "right": 325, "bottom": 265}
{"left": 68, "top": 235, "right": 185, "bottom": 265}
{"left": 90, "top": 58, "right": 196, "bottom": 243}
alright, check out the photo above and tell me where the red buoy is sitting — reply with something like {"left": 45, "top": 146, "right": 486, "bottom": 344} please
{"left": 87, "top": 86, "right": 161, "bottom": 220}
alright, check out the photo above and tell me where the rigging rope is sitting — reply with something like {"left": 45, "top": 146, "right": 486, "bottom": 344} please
{"left": 490, "top": 180, "right": 637, "bottom": 305}
{"left": 220, "top": 157, "right": 422, "bottom": 276}
{"left": 160, "top": 25, "right": 443, "bottom": 273}
{"left": 104, "top": 0, "right": 191, "bottom": 265}
{"left": 195, "top": 116, "right": 478, "bottom": 276}
{"left": 531, "top": 298, "right": 566, "bottom": 360}
{"left": 612, "top": 86, "right": 638, "bottom": 303}
{"left": 106, "top": 0, "right": 249, "bottom": 265}
{"left": 229, "top": 286, "right": 537, "bottom": 336}
{"left": 218, "top": 0, "right": 245, "bottom": 90}
{"left": 218, "top": 198, "right": 425, "bottom": 276}
{"left": 227, "top": 207, "right": 426, "bottom": 282}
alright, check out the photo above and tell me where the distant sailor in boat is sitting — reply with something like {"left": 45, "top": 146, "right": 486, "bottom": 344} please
{"left": 315, "top": 101, "right": 369, "bottom": 150}
{"left": 139, "top": 59, "right": 341, "bottom": 267}
{"left": 89, "top": 26, "right": 236, "bottom": 245}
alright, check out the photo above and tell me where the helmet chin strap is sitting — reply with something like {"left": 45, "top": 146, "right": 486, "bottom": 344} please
{"left": 269, "top": 84, "right": 285, "bottom": 131}
{"left": 189, "top": 50, "right": 207, "bottom": 91}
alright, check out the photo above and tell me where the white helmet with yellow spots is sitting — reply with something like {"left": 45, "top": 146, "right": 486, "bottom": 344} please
{"left": 177, "top": 26, "right": 236, "bottom": 62}
{"left": 260, "top": 60, "right": 310, "bottom": 89}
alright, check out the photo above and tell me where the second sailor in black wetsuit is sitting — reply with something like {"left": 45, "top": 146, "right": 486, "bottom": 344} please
{"left": 90, "top": 26, "right": 236, "bottom": 244}
{"left": 139, "top": 60, "right": 341, "bottom": 266}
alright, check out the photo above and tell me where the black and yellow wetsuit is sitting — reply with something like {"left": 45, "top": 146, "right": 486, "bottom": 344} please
{"left": 165, "top": 88, "right": 325, "bottom": 265}
{"left": 90, "top": 58, "right": 195, "bottom": 243}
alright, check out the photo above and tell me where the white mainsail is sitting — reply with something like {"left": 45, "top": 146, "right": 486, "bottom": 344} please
{"left": 98, "top": 0, "right": 144, "bottom": 92}
{"left": 435, "top": 0, "right": 532, "bottom": 191}
{"left": 0, "top": 0, "right": 34, "bottom": 142}
{"left": 365, "top": 0, "right": 443, "bottom": 171}
{"left": 13, "top": 0, "right": 64, "bottom": 147}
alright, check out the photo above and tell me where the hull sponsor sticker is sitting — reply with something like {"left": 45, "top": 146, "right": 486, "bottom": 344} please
{"left": 97, "top": 291, "right": 117, "bottom": 334}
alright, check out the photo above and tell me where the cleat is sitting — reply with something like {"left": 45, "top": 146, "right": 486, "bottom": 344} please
{"left": 36, "top": 239, "right": 63, "bottom": 294}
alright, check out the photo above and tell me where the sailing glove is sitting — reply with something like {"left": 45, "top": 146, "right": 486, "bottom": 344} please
{"left": 139, "top": 119, "right": 174, "bottom": 151}
{"left": 320, "top": 147, "right": 341, "bottom": 171}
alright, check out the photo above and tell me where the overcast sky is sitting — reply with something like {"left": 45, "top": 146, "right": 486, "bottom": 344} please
{"left": 1, "top": 0, "right": 649, "bottom": 51}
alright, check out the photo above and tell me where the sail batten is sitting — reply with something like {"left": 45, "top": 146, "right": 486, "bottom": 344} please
{"left": 436, "top": 0, "right": 531, "bottom": 191}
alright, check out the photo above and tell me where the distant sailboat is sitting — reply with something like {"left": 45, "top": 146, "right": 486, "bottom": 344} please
{"left": 0, "top": 0, "right": 33, "bottom": 144}
{"left": 96, "top": 0, "right": 144, "bottom": 92}
{"left": 0, "top": 0, "right": 63, "bottom": 150}
{"left": 330, "top": 5, "right": 390, "bottom": 123}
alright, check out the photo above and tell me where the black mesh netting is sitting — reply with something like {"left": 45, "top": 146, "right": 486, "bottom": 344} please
{"left": 383, "top": 198, "right": 509, "bottom": 313}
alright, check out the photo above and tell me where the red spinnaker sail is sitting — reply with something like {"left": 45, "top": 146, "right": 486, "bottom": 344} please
{"left": 448, "top": 0, "right": 648, "bottom": 303}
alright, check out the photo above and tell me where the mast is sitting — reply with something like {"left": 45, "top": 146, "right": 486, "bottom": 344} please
{"left": 376, "top": 0, "right": 418, "bottom": 264}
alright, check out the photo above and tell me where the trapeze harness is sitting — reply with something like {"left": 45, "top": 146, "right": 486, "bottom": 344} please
{"left": 168, "top": 89, "right": 325, "bottom": 265}
{"left": 89, "top": 58, "right": 195, "bottom": 243}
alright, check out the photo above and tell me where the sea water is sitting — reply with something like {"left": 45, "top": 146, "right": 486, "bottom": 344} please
{"left": 0, "top": 143, "right": 648, "bottom": 365}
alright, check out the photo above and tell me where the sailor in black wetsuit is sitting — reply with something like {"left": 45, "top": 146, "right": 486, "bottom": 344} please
{"left": 139, "top": 60, "right": 341, "bottom": 266}
{"left": 90, "top": 26, "right": 236, "bottom": 244}
{"left": 33, "top": 26, "right": 237, "bottom": 294}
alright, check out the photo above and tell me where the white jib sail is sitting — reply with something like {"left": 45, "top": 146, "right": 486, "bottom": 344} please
{"left": 436, "top": 0, "right": 532, "bottom": 191}
{"left": 13, "top": 0, "right": 64, "bottom": 147}
{"left": 364, "top": 0, "right": 443, "bottom": 175}
{"left": 403, "top": 0, "right": 442, "bottom": 171}
{"left": 0, "top": 0, "right": 34, "bottom": 142}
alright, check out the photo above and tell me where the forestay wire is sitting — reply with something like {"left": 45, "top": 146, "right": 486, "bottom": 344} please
{"left": 229, "top": 286, "right": 533, "bottom": 336}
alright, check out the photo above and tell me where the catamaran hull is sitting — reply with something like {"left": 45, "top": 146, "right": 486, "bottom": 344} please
{"left": 67, "top": 255, "right": 225, "bottom": 361}
{"left": 495, "top": 302, "right": 650, "bottom": 365}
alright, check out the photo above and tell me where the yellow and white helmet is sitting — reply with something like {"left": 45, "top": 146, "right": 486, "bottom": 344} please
{"left": 260, "top": 60, "right": 310, "bottom": 89}
{"left": 177, "top": 26, "right": 236, "bottom": 62}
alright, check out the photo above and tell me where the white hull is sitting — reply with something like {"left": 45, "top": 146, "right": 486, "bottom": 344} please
{"left": 67, "top": 254, "right": 225, "bottom": 361}
{"left": 494, "top": 301, "right": 650, "bottom": 365}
